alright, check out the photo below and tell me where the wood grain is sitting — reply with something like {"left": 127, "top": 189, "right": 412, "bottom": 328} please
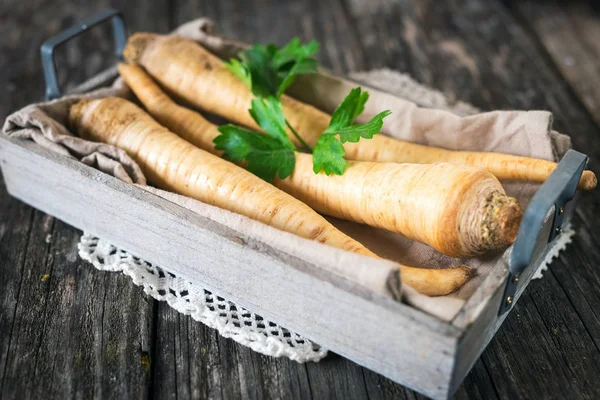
{"left": 0, "top": 217, "right": 154, "bottom": 399}
{"left": 510, "top": 0, "right": 600, "bottom": 128}
{"left": 0, "top": 1, "right": 166, "bottom": 398}
{"left": 153, "top": 303, "right": 315, "bottom": 400}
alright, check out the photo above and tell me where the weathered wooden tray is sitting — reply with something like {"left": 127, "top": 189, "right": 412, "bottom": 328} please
{"left": 0, "top": 10, "right": 590, "bottom": 399}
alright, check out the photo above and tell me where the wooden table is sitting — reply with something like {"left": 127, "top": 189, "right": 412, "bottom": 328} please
{"left": 1, "top": 0, "right": 600, "bottom": 398}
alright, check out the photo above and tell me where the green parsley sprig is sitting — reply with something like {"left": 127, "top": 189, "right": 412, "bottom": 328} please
{"left": 313, "top": 88, "right": 391, "bottom": 175}
{"left": 225, "top": 38, "right": 318, "bottom": 152}
{"left": 216, "top": 38, "right": 391, "bottom": 181}
{"left": 225, "top": 38, "right": 319, "bottom": 98}
{"left": 215, "top": 97, "right": 296, "bottom": 182}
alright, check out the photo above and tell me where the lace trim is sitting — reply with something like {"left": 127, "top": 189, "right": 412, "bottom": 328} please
{"left": 77, "top": 233, "right": 328, "bottom": 363}
{"left": 532, "top": 223, "right": 574, "bottom": 280}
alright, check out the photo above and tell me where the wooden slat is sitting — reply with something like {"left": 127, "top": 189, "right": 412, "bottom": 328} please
{"left": 0, "top": 217, "right": 155, "bottom": 398}
{"left": 0, "top": 176, "right": 35, "bottom": 393}
{"left": 153, "top": 303, "right": 315, "bottom": 400}
{"left": 0, "top": 1, "right": 168, "bottom": 398}
{"left": 510, "top": 0, "right": 600, "bottom": 129}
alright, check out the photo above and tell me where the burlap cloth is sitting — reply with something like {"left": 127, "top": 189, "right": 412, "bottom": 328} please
{"left": 2, "top": 19, "right": 573, "bottom": 321}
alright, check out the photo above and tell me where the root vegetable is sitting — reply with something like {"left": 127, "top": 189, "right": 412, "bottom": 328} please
{"left": 341, "top": 137, "right": 598, "bottom": 191}
{"left": 69, "top": 95, "right": 471, "bottom": 296}
{"left": 123, "top": 32, "right": 596, "bottom": 190}
{"left": 68, "top": 96, "right": 365, "bottom": 255}
{"left": 119, "top": 63, "right": 523, "bottom": 258}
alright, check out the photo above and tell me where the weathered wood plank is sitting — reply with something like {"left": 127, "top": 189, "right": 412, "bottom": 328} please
{"left": 0, "top": 210, "right": 57, "bottom": 398}
{"left": 0, "top": 1, "right": 168, "bottom": 398}
{"left": 3, "top": 0, "right": 600, "bottom": 398}
{"left": 452, "top": 358, "right": 499, "bottom": 400}
{"left": 153, "top": 302, "right": 315, "bottom": 400}
{"left": 484, "top": 289, "right": 588, "bottom": 399}
{"left": 0, "top": 0, "right": 170, "bottom": 103}
{"left": 0, "top": 179, "right": 35, "bottom": 393}
{"left": 0, "top": 216, "right": 154, "bottom": 399}
{"left": 552, "top": 215, "right": 600, "bottom": 352}
{"left": 510, "top": 0, "right": 600, "bottom": 129}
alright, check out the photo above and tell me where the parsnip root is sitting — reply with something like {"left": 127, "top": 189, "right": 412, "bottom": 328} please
{"left": 119, "top": 63, "right": 522, "bottom": 258}
{"left": 69, "top": 95, "right": 472, "bottom": 296}
{"left": 122, "top": 32, "right": 596, "bottom": 191}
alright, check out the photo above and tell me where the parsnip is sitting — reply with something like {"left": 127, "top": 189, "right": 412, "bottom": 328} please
{"left": 69, "top": 95, "right": 471, "bottom": 296}
{"left": 122, "top": 32, "right": 596, "bottom": 190}
{"left": 119, "top": 63, "right": 522, "bottom": 258}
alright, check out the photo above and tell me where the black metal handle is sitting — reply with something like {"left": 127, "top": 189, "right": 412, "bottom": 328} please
{"left": 499, "top": 149, "right": 589, "bottom": 315}
{"left": 41, "top": 9, "right": 126, "bottom": 101}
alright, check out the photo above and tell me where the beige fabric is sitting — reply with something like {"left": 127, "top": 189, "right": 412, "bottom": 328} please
{"left": 2, "top": 82, "right": 145, "bottom": 185}
{"left": 1, "top": 18, "right": 573, "bottom": 321}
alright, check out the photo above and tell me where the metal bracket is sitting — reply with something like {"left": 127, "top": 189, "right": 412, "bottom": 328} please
{"left": 41, "top": 9, "right": 126, "bottom": 101}
{"left": 499, "top": 149, "right": 588, "bottom": 315}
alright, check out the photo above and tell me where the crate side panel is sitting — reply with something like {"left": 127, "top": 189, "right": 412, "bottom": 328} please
{"left": 0, "top": 137, "right": 460, "bottom": 399}
{"left": 449, "top": 213, "right": 577, "bottom": 396}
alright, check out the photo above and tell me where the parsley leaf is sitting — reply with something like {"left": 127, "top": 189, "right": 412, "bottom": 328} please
{"left": 335, "top": 110, "right": 392, "bottom": 143}
{"left": 224, "top": 58, "right": 251, "bottom": 88}
{"left": 273, "top": 38, "right": 320, "bottom": 68}
{"left": 313, "top": 87, "right": 391, "bottom": 175}
{"left": 312, "top": 135, "right": 346, "bottom": 175}
{"left": 215, "top": 125, "right": 295, "bottom": 182}
{"left": 225, "top": 38, "right": 319, "bottom": 98}
{"left": 273, "top": 38, "right": 319, "bottom": 97}
{"left": 248, "top": 97, "right": 292, "bottom": 147}
{"left": 213, "top": 96, "right": 297, "bottom": 182}
{"left": 324, "top": 87, "right": 370, "bottom": 133}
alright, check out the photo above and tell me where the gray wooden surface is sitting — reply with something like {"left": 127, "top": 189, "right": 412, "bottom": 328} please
{"left": 1, "top": 0, "right": 600, "bottom": 399}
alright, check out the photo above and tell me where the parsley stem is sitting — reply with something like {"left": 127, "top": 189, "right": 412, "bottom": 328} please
{"left": 286, "top": 120, "right": 312, "bottom": 152}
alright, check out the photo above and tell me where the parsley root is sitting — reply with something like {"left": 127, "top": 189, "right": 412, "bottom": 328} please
{"left": 278, "top": 155, "right": 523, "bottom": 257}
{"left": 118, "top": 63, "right": 522, "bottom": 258}
{"left": 123, "top": 32, "right": 596, "bottom": 190}
{"left": 68, "top": 97, "right": 367, "bottom": 255}
{"left": 68, "top": 95, "right": 472, "bottom": 296}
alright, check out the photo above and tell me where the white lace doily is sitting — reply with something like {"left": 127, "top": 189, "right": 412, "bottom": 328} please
{"left": 532, "top": 223, "right": 574, "bottom": 280}
{"left": 77, "top": 225, "right": 573, "bottom": 363}
{"left": 78, "top": 233, "right": 328, "bottom": 363}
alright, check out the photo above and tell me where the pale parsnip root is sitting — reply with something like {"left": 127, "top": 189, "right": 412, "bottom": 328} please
{"left": 69, "top": 97, "right": 371, "bottom": 257}
{"left": 119, "top": 63, "right": 521, "bottom": 258}
{"left": 123, "top": 32, "right": 596, "bottom": 191}
{"left": 69, "top": 95, "right": 472, "bottom": 296}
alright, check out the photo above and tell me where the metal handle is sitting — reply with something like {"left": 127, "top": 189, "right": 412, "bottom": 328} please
{"left": 498, "top": 149, "right": 589, "bottom": 315}
{"left": 41, "top": 9, "right": 126, "bottom": 101}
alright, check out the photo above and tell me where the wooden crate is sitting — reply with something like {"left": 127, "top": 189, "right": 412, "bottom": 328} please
{"left": 0, "top": 98, "right": 587, "bottom": 400}
{"left": 0, "top": 10, "right": 589, "bottom": 399}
